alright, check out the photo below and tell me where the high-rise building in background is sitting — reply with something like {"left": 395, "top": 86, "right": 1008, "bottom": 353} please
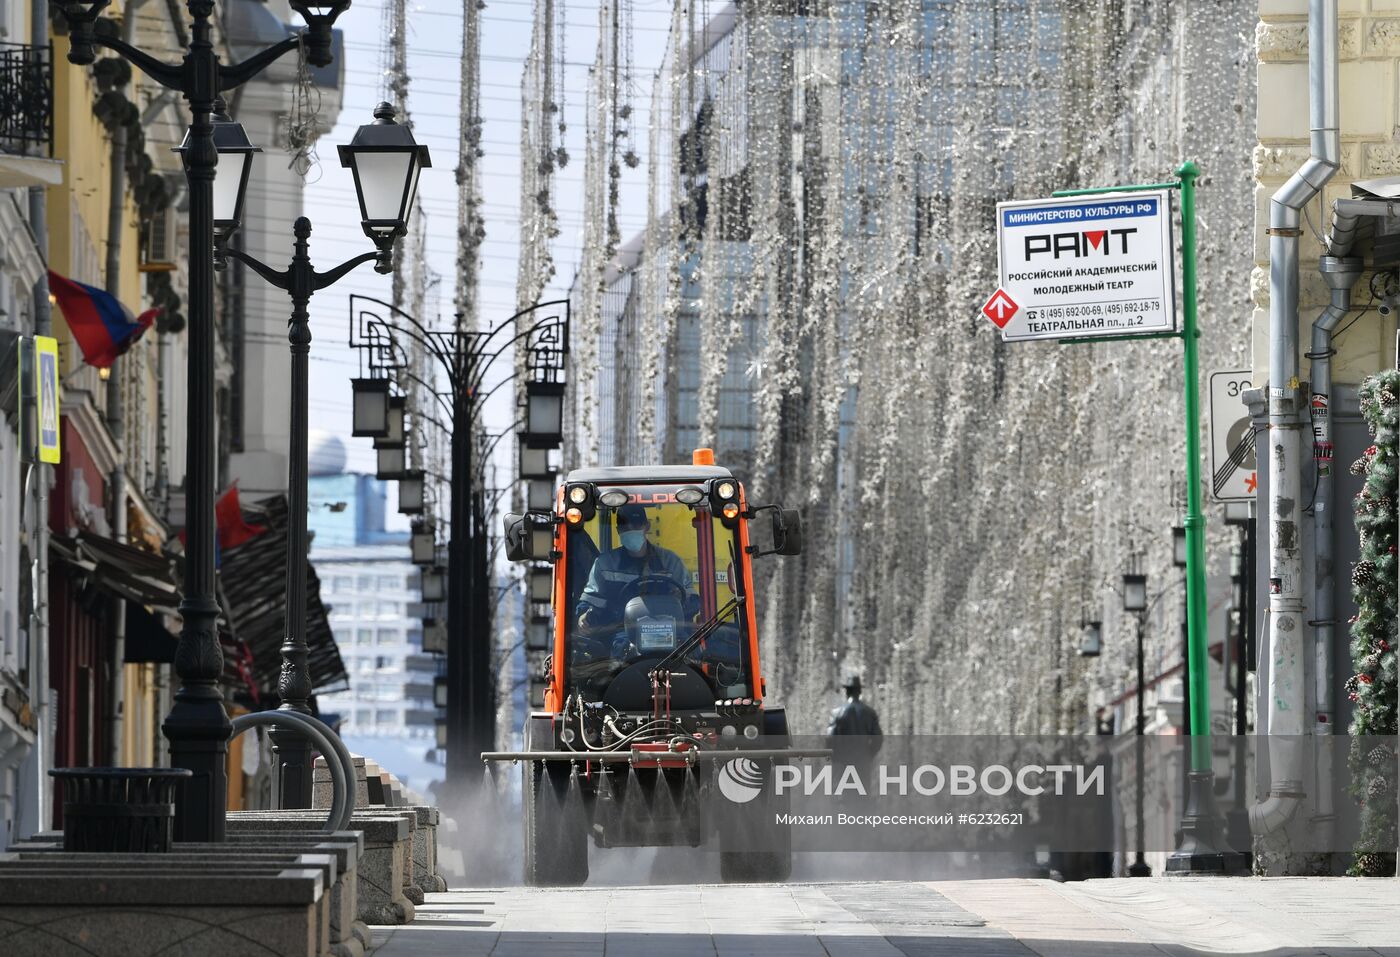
{"left": 306, "top": 432, "right": 438, "bottom": 776}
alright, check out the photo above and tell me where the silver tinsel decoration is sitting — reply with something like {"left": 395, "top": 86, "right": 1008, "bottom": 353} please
{"left": 552, "top": 0, "right": 1256, "bottom": 736}
{"left": 455, "top": 0, "right": 485, "bottom": 331}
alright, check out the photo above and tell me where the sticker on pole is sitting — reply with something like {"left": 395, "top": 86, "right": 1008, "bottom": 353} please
{"left": 994, "top": 190, "right": 1177, "bottom": 342}
{"left": 981, "top": 289, "right": 1019, "bottom": 328}
{"left": 1209, "top": 370, "right": 1255, "bottom": 502}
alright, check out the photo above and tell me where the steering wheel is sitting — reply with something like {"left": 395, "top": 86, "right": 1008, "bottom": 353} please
{"left": 615, "top": 574, "right": 689, "bottom": 607}
{"left": 570, "top": 632, "right": 613, "bottom": 665}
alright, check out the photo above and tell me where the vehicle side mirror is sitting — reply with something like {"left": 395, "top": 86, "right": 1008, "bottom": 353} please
{"left": 503, "top": 512, "right": 556, "bottom": 562}
{"left": 503, "top": 513, "right": 528, "bottom": 562}
{"left": 774, "top": 507, "right": 803, "bottom": 556}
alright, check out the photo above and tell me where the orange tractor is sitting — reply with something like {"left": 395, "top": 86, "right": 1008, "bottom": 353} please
{"left": 489, "top": 450, "right": 823, "bottom": 885}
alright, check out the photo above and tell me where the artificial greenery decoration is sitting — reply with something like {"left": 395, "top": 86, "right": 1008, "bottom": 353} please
{"left": 1346, "top": 370, "right": 1400, "bottom": 876}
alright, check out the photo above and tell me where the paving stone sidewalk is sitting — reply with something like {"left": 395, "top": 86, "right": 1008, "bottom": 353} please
{"left": 368, "top": 878, "right": 1400, "bottom": 957}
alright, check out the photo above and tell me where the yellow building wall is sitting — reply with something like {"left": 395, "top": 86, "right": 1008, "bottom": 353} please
{"left": 46, "top": 28, "right": 146, "bottom": 378}
{"left": 120, "top": 663, "right": 158, "bottom": 766}
{"left": 46, "top": 8, "right": 167, "bottom": 770}
{"left": 1253, "top": 0, "right": 1400, "bottom": 386}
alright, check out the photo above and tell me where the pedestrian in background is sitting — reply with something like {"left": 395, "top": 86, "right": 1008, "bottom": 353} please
{"left": 826, "top": 676, "right": 883, "bottom": 784}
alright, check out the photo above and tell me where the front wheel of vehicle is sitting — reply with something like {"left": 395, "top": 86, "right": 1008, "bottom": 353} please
{"left": 719, "top": 847, "right": 792, "bottom": 883}
{"left": 717, "top": 763, "right": 791, "bottom": 883}
{"left": 523, "top": 759, "right": 589, "bottom": 886}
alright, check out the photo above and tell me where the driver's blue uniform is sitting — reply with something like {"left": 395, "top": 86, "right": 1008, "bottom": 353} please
{"left": 576, "top": 543, "right": 691, "bottom": 626}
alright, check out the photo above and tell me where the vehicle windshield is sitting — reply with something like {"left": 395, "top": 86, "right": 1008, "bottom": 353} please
{"left": 564, "top": 484, "right": 751, "bottom": 704}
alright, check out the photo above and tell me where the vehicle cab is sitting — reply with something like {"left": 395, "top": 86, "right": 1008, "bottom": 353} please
{"left": 503, "top": 449, "right": 802, "bottom": 731}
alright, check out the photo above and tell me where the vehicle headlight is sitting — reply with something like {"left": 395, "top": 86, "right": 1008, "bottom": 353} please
{"left": 598, "top": 489, "right": 629, "bottom": 508}
{"left": 567, "top": 485, "right": 590, "bottom": 505}
{"left": 743, "top": 724, "right": 759, "bottom": 739}
{"left": 676, "top": 486, "right": 705, "bottom": 506}
{"left": 720, "top": 725, "right": 738, "bottom": 737}
{"left": 715, "top": 480, "right": 736, "bottom": 501}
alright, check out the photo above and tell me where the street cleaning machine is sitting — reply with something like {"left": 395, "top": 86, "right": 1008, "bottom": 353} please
{"left": 487, "top": 449, "right": 827, "bottom": 885}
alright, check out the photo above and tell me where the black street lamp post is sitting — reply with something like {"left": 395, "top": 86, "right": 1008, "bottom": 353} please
{"left": 1122, "top": 571, "right": 1152, "bottom": 878}
{"left": 212, "top": 103, "right": 428, "bottom": 808}
{"left": 56, "top": 0, "right": 352, "bottom": 841}
{"left": 349, "top": 296, "right": 568, "bottom": 786}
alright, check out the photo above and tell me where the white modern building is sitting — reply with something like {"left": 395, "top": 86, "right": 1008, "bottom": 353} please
{"left": 316, "top": 547, "right": 436, "bottom": 740}
{"left": 306, "top": 433, "right": 437, "bottom": 747}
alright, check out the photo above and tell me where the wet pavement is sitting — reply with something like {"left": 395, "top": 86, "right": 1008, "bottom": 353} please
{"left": 368, "top": 877, "right": 1400, "bottom": 956}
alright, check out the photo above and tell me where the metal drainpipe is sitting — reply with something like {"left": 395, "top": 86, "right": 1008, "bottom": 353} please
{"left": 28, "top": 0, "right": 52, "bottom": 834}
{"left": 102, "top": 1, "right": 141, "bottom": 767}
{"left": 1257, "top": 0, "right": 1340, "bottom": 838}
{"left": 1305, "top": 255, "right": 1362, "bottom": 856}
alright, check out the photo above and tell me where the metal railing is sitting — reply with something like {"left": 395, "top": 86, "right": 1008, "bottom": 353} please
{"left": 0, "top": 42, "right": 53, "bottom": 157}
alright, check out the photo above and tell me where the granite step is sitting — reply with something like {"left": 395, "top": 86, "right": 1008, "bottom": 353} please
{"left": 0, "top": 863, "right": 324, "bottom": 957}
{"left": 228, "top": 811, "right": 416, "bottom": 925}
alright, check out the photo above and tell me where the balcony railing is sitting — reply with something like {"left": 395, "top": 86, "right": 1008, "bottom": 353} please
{"left": 0, "top": 42, "right": 53, "bottom": 157}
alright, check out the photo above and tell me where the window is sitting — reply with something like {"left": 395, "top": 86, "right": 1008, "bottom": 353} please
{"left": 355, "top": 709, "right": 371, "bottom": 725}
{"left": 376, "top": 601, "right": 398, "bottom": 617}
{"left": 357, "top": 575, "right": 373, "bottom": 590}
{"left": 377, "top": 628, "right": 398, "bottom": 645}
{"left": 334, "top": 576, "right": 353, "bottom": 593}
{"left": 564, "top": 486, "right": 751, "bottom": 702}
{"left": 375, "top": 709, "right": 396, "bottom": 725}
{"left": 356, "top": 629, "right": 373, "bottom": 645}
{"left": 379, "top": 575, "right": 399, "bottom": 590}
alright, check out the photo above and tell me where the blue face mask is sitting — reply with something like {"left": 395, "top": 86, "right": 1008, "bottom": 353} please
{"left": 620, "top": 530, "right": 648, "bottom": 553}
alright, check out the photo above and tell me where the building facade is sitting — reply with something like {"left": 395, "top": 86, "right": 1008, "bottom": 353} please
{"left": 1248, "top": 0, "right": 1400, "bottom": 872}
{"left": 1, "top": 0, "right": 344, "bottom": 840}
{"left": 566, "top": 0, "right": 1258, "bottom": 761}
{"left": 223, "top": 0, "right": 343, "bottom": 499}
{"left": 0, "top": 0, "right": 55, "bottom": 848}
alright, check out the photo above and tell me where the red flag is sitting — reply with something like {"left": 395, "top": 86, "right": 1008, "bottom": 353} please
{"left": 216, "top": 486, "right": 267, "bottom": 550}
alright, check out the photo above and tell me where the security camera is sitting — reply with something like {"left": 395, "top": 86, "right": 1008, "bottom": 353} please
{"left": 1379, "top": 296, "right": 1400, "bottom": 318}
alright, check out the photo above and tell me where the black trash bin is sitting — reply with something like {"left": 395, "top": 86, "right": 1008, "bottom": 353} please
{"left": 49, "top": 767, "right": 193, "bottom": 852}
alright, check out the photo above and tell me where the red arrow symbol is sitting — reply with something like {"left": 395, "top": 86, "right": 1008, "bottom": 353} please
{"left": 981, "top": 289, "right": 1019, "bottom": 329}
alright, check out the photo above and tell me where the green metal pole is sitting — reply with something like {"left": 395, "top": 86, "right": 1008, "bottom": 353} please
{"left": 1178, "top": 160, "right": 1211, "bottom": 773}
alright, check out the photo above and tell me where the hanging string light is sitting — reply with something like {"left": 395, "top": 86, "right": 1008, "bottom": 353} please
{"left": 284, "top": 36, "right": 324, "bottom": 179}
{"left": 516, "top": 0, "right": 559, "bottom": 313}
{"left": 455, "top": 0, "right": 485, "bottom": 331}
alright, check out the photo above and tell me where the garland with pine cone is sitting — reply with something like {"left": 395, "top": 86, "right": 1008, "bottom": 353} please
{"left": 1347, "top": 372, "right": 1399, "bottom": 877}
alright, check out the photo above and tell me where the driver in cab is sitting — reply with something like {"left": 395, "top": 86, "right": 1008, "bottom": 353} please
{"left": 576, "top": 504, "right": 693, "bottom": 640}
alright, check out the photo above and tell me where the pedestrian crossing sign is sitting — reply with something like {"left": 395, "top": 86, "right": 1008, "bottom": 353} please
{"left": 35, "top": 335, "right": 60, "bottom": 464}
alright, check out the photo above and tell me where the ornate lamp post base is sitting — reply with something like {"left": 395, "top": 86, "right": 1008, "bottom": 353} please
{"left": 1166, "top": 770, "right": 1251, "bottom": 875}
{"left": 161, "top": 681, "right": 231, "bottom": 842}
